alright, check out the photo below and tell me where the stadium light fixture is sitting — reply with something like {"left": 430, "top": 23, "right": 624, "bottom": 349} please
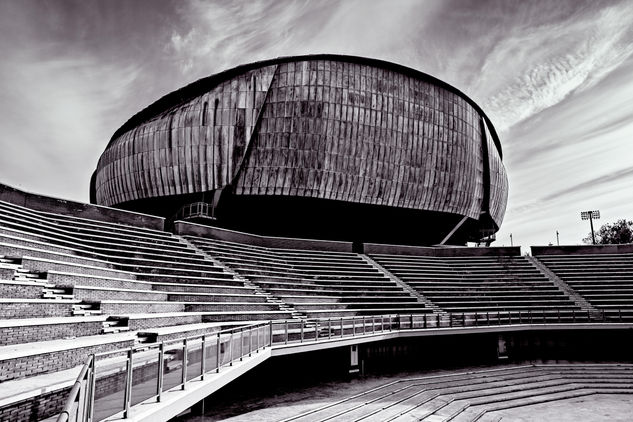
{"left": 580, "top": 210, "right": 600, "bottom": 245}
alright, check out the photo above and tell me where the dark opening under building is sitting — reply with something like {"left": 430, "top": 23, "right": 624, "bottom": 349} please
{"left": 90, "top": 55, "right": 508, "bottom": 245}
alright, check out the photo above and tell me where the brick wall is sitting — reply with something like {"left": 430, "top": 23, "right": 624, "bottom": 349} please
{"left": 0, "top": 283, "right": 42, "bottom": 299}
{"left": 0, "top": 321, "right": 103, "bottom": 346}
{"left": 74, "top": 287, "right": 167, "bottom": 302}
{"left": 0, "top": 387, "right": 69, "bottom": 422}
{"left": 99, "top": 301, "right": 184, "bottom": 314}
{"left": 202, "top": 312, "right": 291, "bottom": 322}
{"left": 0, "top": 302, "right": 73, "bottom": 318}
{"left": 185, "top": 303, "right": 278, "bottom": 312}
{"left": 167, "top": 293, "right": 264, "bottom": 303}
{"left": 0, "top": 267, "right": 15, "bottom": 280}
{"left": 0, "top": 339, "right": 134, "bottom": 382}
{"left": 127, "top": 314, "right": 202, "bottom": 330}
{"left": 152, "top": 283, "right": 246, "bottom": 294}
{"left": 48, "top": 272, "right": 144, "bottom": 290}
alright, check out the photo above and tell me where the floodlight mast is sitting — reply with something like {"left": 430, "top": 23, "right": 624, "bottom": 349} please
{"left": 580, "top": 210, "right": 600, "bottom": 245}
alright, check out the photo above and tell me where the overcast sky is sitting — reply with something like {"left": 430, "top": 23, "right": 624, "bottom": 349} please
{"left": 0, "top": 0, "right": 632, "bottom": 247}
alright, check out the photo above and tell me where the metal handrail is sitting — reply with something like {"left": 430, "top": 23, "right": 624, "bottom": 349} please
{"left": 56, "top": 309, "right": 629, "bottom": 421}
{"left": 56, "top": 355, "right": 94, "bottom": 422}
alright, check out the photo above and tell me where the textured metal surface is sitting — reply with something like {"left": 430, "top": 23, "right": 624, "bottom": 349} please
{"left": 93, "top": 55, "right": 508, "bottom": 229}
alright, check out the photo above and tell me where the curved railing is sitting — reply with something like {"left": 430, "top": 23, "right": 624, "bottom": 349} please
{"left": 57, "top": 309, "right": 630, "bottom": 421}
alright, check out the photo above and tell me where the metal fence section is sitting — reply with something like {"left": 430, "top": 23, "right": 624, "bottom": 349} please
{"left": 58, "top": 309, "right": 629, "bottom": 421}
{"left": 57, "top": 322, "right": 272, "bottom": 422}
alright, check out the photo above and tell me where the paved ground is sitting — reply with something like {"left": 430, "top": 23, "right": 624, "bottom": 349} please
{"left": 179, "top": 365, "right": 633, "bottom": 422}
{"left": 491, "top": 394, "right": 633, "bottom": 421}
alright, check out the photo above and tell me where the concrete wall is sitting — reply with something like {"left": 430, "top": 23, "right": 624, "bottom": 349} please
{"left": 174, "top": 221, "right": 353, "bottom": 252}
{"left": 364, "top": 242, "right": 520, "bottom": 257}
{"left": 531, "top": 244, "right": 633, "bottom": 256}
{"left": 0, "top": 183, "right": 164, "bottom": 230}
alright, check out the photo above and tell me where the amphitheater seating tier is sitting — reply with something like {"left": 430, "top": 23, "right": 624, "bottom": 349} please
{"left": 371, "top": 253, "right": 583, "bottom": 313}
{"left": 534, "top": 251, "right": 633, "bottom": 319}
{"left": 186, "top": 236, "right": 431, "bottom": 318}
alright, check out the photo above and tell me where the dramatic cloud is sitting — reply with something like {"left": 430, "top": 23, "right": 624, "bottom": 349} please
{"left": 0, "top": 0, "right": 632, "bottom": 247}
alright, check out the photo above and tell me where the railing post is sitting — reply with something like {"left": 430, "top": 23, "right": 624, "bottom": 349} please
{"left": 228, "top": 332, "right": 233, "bottom": 366}
{"left": 300, "top": 320, "right": 305, "bottom": 342}
{"left": 449, "top": 313, "right": 453, "bottom": 327}
{"left": 315, "top": 320, "right": 319, "bottom": 342}
{"left": 216, "top": 333, "right": 221, "bottom": 373}
{"left": 269, "top": 321, "right": 273, "bottom": 346}
{"left": 157, "top": 343, "right": 165, "bottom": 402}
{"left": 436, "top": 313, "right": 440, "bottom": 328}
{"left": 87, "top": 356, "right": 96, "bottom": 422}
{"left": 486, "top": 312, "right": 490, "bottom": 325}
{"left": 340, "top": 317, "right": 344, "bottom": 337}
{"left": 182, "top": 339, "right": 188, "bottom": 390}
{"left": 410, "top": 314, "right": 414, "bottom": 329}
{"left": 249, "top": 327, "right": 254, "bottom": 357}
{"left": 123, "top": 348, "right": 133, "bottom": 418}
{"left": 423, "top": 314, "right": 427, "bottom": 328}
{"left": 352, "top": 318, "right": 356, "bottom": 336}
{"left": 372, "top": 316, "right": 375, "bottom": 334}
{"left": 328, "top": 318, "right": 332, "bottom": 339}
{"left": 239, "top": 329, "right": 244, "bottom": 361}
{"left": 201, "top": 335, "right": 207, "bottom": 380}
{"left": 362, "top": 316, "right": 366, "bottom": 335}
{"left": 284, "top": 320, "right": 289, "bottom": 345}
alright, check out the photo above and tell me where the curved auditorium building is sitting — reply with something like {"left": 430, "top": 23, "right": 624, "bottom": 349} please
{"left": 91, "top": 55, "right": 508, "bottom": 245}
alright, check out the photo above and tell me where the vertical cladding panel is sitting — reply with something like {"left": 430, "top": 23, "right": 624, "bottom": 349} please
{"left": 483, "top": 119, "right": 508, "bottom": 227}
{"left": 95, "top": 65, "right": 277, "bottom": 206}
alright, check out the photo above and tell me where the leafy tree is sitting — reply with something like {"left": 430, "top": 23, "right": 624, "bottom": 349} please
{"left": 583, "top": 219, "right": 633, "bottom": 244}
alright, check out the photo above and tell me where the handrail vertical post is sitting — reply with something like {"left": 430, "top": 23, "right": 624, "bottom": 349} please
{"left": 284, "top": 320, "right": 289, "bottom": 344}
{"left": 328, "top": 318, "right": 332, "bottom": 339}
{"left": 157, "top": 343, "right": 165, "bottom": 402}
{"left": 216, "top": 333, "right": 221, "bottom": 373}
{"left": 239, "top": 329, "right": 244, "bottom": 361}
{"left": 352, "top": 317, "right": 356, "bottom": 336}
{"left": 300, "top": 320, "right": 304, "bottom": 342}
{"left": 182, "top": 339, "right": 188, "bottom": 390}
{"left": 269, "top": 321, "right": 273, "bottom": 346}
{"left": 201, "top": 335, "right": 207, "bottom": 380}
{"left": 123, "top": 348, "right": 133, "bottom": 418}
{"left": 341, "top": 317, "right": 344, "bottom": 337}
{"left": 87, "top": 356, "right": 96, "bottom": 422}
{"left": 315, "top": 320, "right": 319, "bottom": 342}
{"left": 228, "top": 332, "right": 233, "bottom": 366}
{"left": 249, "top": 327, "right": 254, "bottom": 356}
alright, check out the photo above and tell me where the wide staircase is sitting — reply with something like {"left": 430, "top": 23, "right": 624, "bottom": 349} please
{"left": 281, "top": 364, "right": 633, "bottom": 422}
{"left": 0, "top": 199, "right": 292, "bottom": 421}
{"left": 371, "top": 253, "right": 584, "bottom": 316}
{"left": 186, "top": 236, "right": 432, "bottom": 319}
{"left": 533, "top": 249, "right": 633, "bottom": 321}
